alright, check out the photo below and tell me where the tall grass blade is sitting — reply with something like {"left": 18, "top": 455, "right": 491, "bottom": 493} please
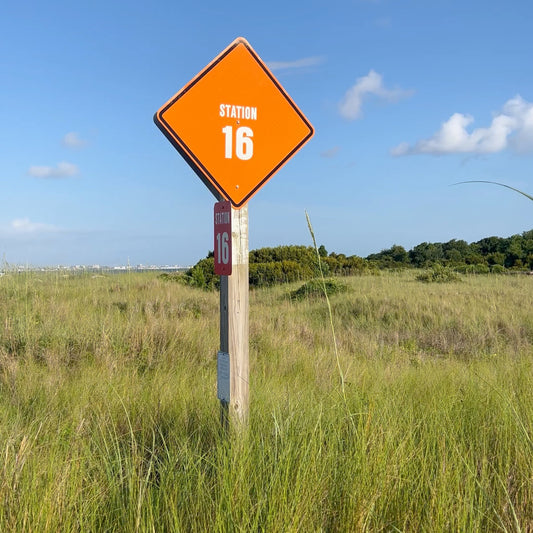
{"left": 453, "top": 180, "right": 533, "bottom": 202}
{"left": 305, "top": 211, "right": 346, "bottom": 397}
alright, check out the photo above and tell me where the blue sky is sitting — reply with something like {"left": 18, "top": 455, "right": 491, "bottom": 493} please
{"left": 1, "top": 0, "right": 532, "bottom": 266}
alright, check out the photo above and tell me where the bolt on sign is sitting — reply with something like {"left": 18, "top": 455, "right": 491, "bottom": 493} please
{"left": 154, "top": 37, "right": 314, "bottom": 208}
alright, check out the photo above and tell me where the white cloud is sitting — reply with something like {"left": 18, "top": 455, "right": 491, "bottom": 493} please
{"left": 392, "top": 95, "right": 533, "bottom": 156}
{"left": 8, "top": 218, "right": 59, "bottom": 234}
{"left": 267, "top": 56, "right": 325, "bottom": 72}
{"left": 504, "top": 96, "right": 533, "bottom": 153}
{"left": 339, "top": 70, "right": 413, "bottom": 120}
{"left": 28, "top": 161, "right": 79, "bottom": 179}
{"left": 62, "top": 132, "right": 87, "bottom": 149}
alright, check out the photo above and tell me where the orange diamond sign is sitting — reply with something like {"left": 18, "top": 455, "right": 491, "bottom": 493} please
{"left": 154, "top": 37, "right": 314, "bottom": 208}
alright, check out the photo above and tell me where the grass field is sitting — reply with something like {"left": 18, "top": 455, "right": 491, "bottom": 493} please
{"left": 0, "top": 270, "right": 532, "bottom": 531}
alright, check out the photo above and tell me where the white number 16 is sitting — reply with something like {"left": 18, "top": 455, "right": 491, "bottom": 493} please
{"left": 222, "top": 126, "right": 254, "bottom": 160}
{"left": 216, "top": 231, "right": 230, "bottom": 265}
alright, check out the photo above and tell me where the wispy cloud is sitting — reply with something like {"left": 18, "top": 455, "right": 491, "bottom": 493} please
{"left": 339, "top": 70, "right": 413, "bottom": 120}
{"left": 62, "top": 132, "right": 88, "bottom": 149}
{"left": 27, "top": 161, "right": 79, "bottom": 179}
{"left": 6, "top": 218, "right": 59, "bottom": 234}
{"left": 375, "top": 17, "right": 392, "bottom": 28}
{"left": 267, "top": 56, "right": 325, "bottom": 72}
{"left": 391, "top": 95, "right": 533, "bottom": 156}
{"left": 320, "top": 146, "right": 341, "bottom": 158}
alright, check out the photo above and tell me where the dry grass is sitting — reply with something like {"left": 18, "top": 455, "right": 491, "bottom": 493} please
{"left": 0, "top": 270, "right": 531, "bottom": 531}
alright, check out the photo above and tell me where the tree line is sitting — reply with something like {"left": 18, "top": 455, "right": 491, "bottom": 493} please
{"left": 367, "top": 229, "right": 533, "bottom": 271}
{"left": 163, "top": 229, "right": 533, "bottom": 290}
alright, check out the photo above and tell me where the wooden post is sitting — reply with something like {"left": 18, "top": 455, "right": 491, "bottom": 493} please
{"left": 220, "top": 205, "right": 249, "bottom": 428}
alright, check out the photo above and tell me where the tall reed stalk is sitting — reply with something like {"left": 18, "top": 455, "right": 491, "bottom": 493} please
{"left": 305, "top": 211, "right": 346, "bottom": 398}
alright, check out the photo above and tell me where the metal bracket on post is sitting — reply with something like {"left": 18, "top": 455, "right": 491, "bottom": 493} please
{"left": 217, "top": 350, "right": 230, "bottom": 430}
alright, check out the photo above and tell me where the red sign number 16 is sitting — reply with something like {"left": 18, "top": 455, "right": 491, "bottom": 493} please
{"left": 214, "top": 201, "right": 232, "bottom": 275}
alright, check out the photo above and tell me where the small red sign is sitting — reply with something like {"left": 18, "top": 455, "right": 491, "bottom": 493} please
{"left": 214, "top": 201, "right": 232, "bottom": 275}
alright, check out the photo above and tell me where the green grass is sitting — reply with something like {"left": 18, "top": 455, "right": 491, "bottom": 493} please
{"left": 0, "top": 270, "right": 532, "bottom": 531}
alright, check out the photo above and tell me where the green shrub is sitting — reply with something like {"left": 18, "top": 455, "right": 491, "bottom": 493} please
{"left": 158, "top": 272, "right": 188, "bottom": 283}
{"left": 249, "top": 260, "right": 314, "bottom": 288}
{"left": 416, "top": 265, "right": 462, "bottom": 283}
{"left": 490, "top": 264, "right": 506, "bottom": 274}
{"left": 455, "top": 263, "right": 491, "bottom": 275}
{"left": 290, "top": 278, "right": 348, "bottom": 300}
{"left": 179, "top": 257, "right": 219, "bottom": 290}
